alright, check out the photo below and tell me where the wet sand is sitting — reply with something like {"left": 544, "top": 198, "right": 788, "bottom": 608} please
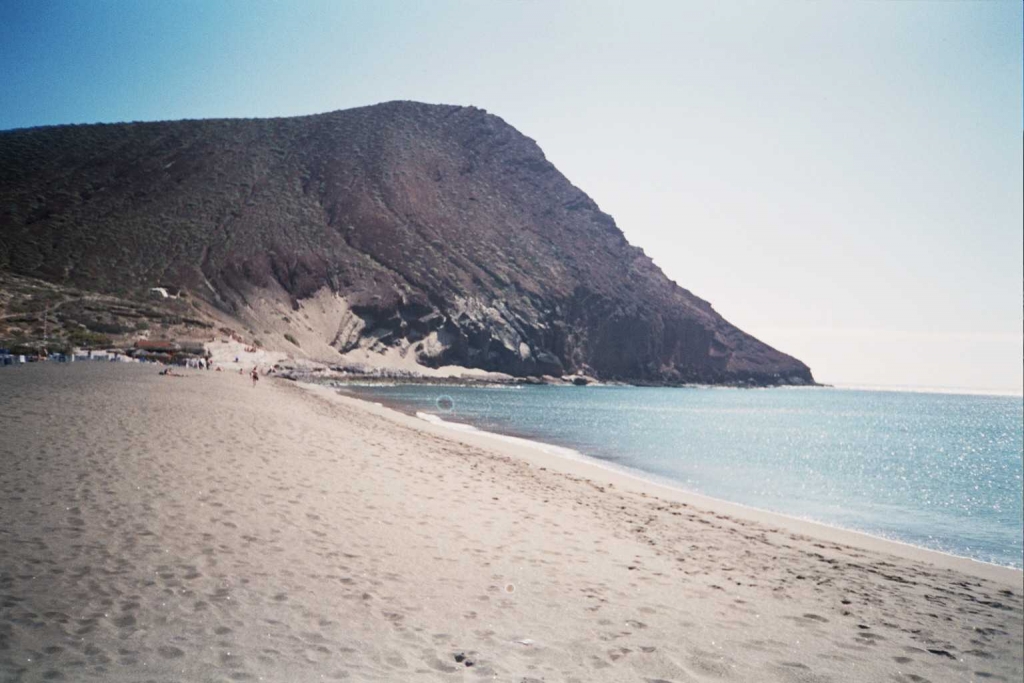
{"left": 1, "top": 363, "right": 1021, "bottom": 682}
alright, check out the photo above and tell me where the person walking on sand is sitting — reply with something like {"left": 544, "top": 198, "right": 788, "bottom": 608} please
{"left": 251, "top": 366, "right": 259, "bottom": 387}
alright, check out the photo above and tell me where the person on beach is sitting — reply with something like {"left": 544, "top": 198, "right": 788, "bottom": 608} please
{"left": 251, "top": 366, "right": 259, "bottom": 387}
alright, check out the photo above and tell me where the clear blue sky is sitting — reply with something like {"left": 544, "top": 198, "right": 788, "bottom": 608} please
{"left": 2, "top": 0, "right": 1021, "bottom": 392}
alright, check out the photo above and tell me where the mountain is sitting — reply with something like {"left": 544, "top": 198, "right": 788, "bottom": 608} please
{"left": 0, "top": 101, "right": 813, "bottom": 385}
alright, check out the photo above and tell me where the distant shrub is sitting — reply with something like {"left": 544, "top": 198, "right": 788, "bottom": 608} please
{"left": 284, "top": 333, "right": 299, "bottom": 347}
{"left": 67, "top": 329, "right": 112, "bottom": 348}
{"left": 84, "top": 320, "right": 129, "bottom": 334}
{"left": 7, "top": 344, "right": 40, "bottom": 356}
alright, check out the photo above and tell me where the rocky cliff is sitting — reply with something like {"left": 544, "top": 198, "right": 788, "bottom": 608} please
{"left": 0, "top": 101, "right": 813, "bottom": 385}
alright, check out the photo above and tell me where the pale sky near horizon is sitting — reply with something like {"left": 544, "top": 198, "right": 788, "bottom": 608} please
{"left": 2, "top": 1, "right": 1021, "bottom": 392}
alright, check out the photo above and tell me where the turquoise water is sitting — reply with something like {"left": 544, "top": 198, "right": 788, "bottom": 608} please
{"left": 348, "top": 384, "right": 1024, "bottom": 569}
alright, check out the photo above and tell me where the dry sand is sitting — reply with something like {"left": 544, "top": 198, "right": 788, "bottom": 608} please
{"left": 0, "top": 363, "right": 1020, "bottom": 682}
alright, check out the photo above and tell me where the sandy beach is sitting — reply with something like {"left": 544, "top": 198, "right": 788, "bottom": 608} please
{"left": 1, "top": 363, "right": 1020, "bottom": 682}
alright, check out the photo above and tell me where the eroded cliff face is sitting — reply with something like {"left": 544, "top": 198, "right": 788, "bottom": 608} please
{"left": 0, "top": 101, "right": 813, "bottom": 385}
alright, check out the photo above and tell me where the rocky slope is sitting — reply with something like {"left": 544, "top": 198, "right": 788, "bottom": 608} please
{"left": 0, "top": 101, "right": 813, "bottom": 384}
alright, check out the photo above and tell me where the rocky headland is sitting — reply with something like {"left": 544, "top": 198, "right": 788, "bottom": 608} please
{"left": 0, "top": 101, "right": 813, "bottom": 385}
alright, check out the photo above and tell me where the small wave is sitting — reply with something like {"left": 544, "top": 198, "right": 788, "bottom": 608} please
{"left": 415, "top": 412, "right": 585, "bottom": 459}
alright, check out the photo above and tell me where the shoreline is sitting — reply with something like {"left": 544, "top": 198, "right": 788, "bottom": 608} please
{"left": 317, "top": 382, "right": 1023, "bottom": 587}
{"left": 419, "top": 411, "right": 1024, "bottom": 579}
{"left": 3, "top": 363, "right": 1021, "bottom": 682}
{"left": 303, "top": 371, "right": 1024, "bottom": 399}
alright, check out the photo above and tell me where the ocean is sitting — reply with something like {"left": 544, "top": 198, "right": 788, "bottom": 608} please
{"left": 346, "top": 384, "right": 1024, "bottom": 569}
